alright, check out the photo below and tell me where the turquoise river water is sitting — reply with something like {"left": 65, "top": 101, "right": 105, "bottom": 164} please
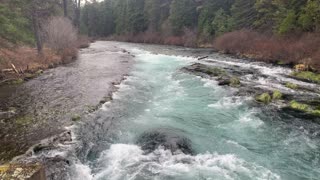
{"left": 68, "top": 43, "right": 320, "bottom": 180}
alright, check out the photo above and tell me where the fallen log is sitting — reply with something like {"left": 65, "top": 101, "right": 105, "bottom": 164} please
{"left": 1, "top": 69, "right": 14, "bottom": 73}
{"left": 198, "top": 56, "right": 208, "bottom": 60}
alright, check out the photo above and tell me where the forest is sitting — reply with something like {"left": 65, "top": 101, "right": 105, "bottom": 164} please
{"left": 1, "top": 0, "right": 320, "bottom": 72}
{"left": 81, "top": 0, "right": 320, "bottom": 38}
{"left": 81, "top": 0, "right": 320, "bottom": 68}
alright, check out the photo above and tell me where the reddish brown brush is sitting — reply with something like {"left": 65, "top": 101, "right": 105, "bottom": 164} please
{"left": 213, "top": 30, "right": 320, "bottom": 68}
{"left": 106, "top": 28, "right": 198, "bottom": 47}
{"left": 0, "top": 47, "right": 61, "bottom": 75}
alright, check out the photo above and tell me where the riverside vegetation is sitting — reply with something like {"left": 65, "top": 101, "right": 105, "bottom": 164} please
{"left": 2, "top": 0, "right": 320, "bottom": 84}
{"left": 80, "top": 0, "right": 320, "bottom": 91}
{"left": 0, "top": 0, "right": 89, "bottom": 85}
{"left": 81, "top": 0, "right": 320, "bottom": 69}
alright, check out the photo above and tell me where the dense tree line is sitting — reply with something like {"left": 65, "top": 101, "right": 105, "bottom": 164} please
{"left": 81, "top": 0, "right": 320, "bottom": 42}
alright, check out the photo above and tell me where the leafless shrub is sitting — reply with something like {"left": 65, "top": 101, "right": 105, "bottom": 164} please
{"left": 214, "top": 30, "right": 320, "bottom": 68}
{"left": 44, "top": 17, "right": 77, "bottom": 54}
{"left": 182, "top": 28, "right": 197, "bottom": 47}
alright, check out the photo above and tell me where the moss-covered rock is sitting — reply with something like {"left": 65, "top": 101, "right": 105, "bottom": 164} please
{"left": 230, "top": 77, "right": 241, "bottom": 87}
{"left": 291, "top": 71, "right": 320, "bottom": 84}
{"left": 182, "top": 63, "right": 226, "bottom": 77}
{"left": 272, "top": 90, "right": 282, "bottom": 100}
{"left": 288, "top": 101, "right": 320, "bottom": 117}
{"left": 285, "top": 82, "right": 298, "bottom": 89}
{"left": 311, "top": 110, "right": 320, "bottom": 116}
{"left": 289, "top": 101, "right": 310, "bottom": 112}
{"left": 256, "top": 93, "right": 272, "bottom": 104}
{"left": 71, "top": 114, "right": 81, "bottom": 122}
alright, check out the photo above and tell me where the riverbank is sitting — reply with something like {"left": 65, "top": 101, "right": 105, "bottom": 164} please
{"left": 0, "top": 36, "right": 91, "bottom": 86}
{"left": 106, "top": 30, "right": 320, "bottom": 73}
{"left": 0, "top": 41, "right": 133, "bottom": 164}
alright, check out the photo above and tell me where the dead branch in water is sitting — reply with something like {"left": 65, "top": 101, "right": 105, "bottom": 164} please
{"left": 198, "top": 56, "right": 208, "bottom": 60}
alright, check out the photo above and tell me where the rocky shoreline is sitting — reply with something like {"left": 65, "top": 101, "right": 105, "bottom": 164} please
{"left": 0, "top": 42, "right": 134, "bottom": 166}
{"left": 182, "top": 61, "right": 320, "bottom": 122}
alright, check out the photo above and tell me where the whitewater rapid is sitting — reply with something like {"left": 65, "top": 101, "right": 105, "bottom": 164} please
{"left": 65, "top": 43, "right": 320, "bottom": 180}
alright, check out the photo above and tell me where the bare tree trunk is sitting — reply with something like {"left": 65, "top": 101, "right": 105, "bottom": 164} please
{"left": 73, "top": 0, "right": 81, "bottom": 29}
{"left": 32, "top": 12, "right": 43, "bottom": 55}
{"left": 63, "top": 0, "right": 68, "bottom": 17}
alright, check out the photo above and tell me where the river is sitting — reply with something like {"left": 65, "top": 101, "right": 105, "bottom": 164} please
{"left": 3, "top": 41, "right": 320, "bottom": 179}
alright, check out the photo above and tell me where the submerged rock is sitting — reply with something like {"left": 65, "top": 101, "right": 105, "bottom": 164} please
{"left": 137, "top": 129, "right": 194, "bottom": 155}
{"left": 182, "top": 63, "right": 241, "bottom": 87}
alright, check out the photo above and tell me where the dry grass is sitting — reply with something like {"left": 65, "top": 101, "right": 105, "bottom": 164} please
{"left": 213, "top": 30, "right": 320, "bottom": 69}
{"left": 0, "top": 47, "right": 61, "bottom": 82}
{"left": 0, "top": 47, "right": 60, "bottom": 72}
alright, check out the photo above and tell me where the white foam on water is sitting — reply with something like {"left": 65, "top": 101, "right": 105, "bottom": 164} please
{"left": 208, "top": 96, "right": 251, "bottom": 109}
{"left": 163, "top": 74, "right": 185, "bottom": 97}
{"left": 71, "top": 163, "right": 93, "bottom": 180}
{"left": 206, "top": 59, "right": 291, "bottom": 76}
{"left": 205, "top": 58, "right": 320, "bottom": 92}
{"left": 226, "top": 140, "right": 248, "bottom": 150}
{"left": 89, "top": 144, "right": 280, "bottom": 180}
{"left": 201, "top": 78, "right": 218, "bottom": 88}
{"left": 238, "top": 109, "right": 264, "bottom": 128}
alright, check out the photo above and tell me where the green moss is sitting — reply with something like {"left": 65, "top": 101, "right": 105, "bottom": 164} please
{"left": 289, "top": 101, "right": 310, "bottom": 112}
{"left": 277, "top": 61, "right": 286, "bottom": 65}
{"left": 288, "top": 101, "right": 320, "bottom": 117}
{"left": 285, "top": 82, "right": 298, "bottom": 89}
{"left": 272, "top": 90, "right": 282, "bottom": 100}
{"left": 71, "top": 114, "right": 81, "bottom": 122}
{"left": 256, "top": 93, "right": 272, "bottom": 104}
{"left": 311, "top": 110, "right": 320, "bottom": 116}
{"left": 206, "top": 67, "right": 226, "bottom": 76}
{"left": 230, "top": 77, "right": 241, "bottom": 87}
{"left": 15, "top": 115, "right": 33, "bottom": 126}
{"left": 9, "top": 78, "right": 24, "bottom": 85}
{"left": 291, "top": 71, "right": 320, "bottom": 84}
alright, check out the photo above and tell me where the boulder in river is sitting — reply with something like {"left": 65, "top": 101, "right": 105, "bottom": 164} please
{"left": 255, "top": 93, "right": 272, "bottom": 104}
{"left": 218, "top": 76, "right": 241, "bottom": 87}
{"left": 181, "top": 63, "right": 226, "bottom": 78}
{"left": 182, "top": 63, "right": 242, "bottom": 87}
{"left": 137, "top": 129, "right": 194, "bottom": 155}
